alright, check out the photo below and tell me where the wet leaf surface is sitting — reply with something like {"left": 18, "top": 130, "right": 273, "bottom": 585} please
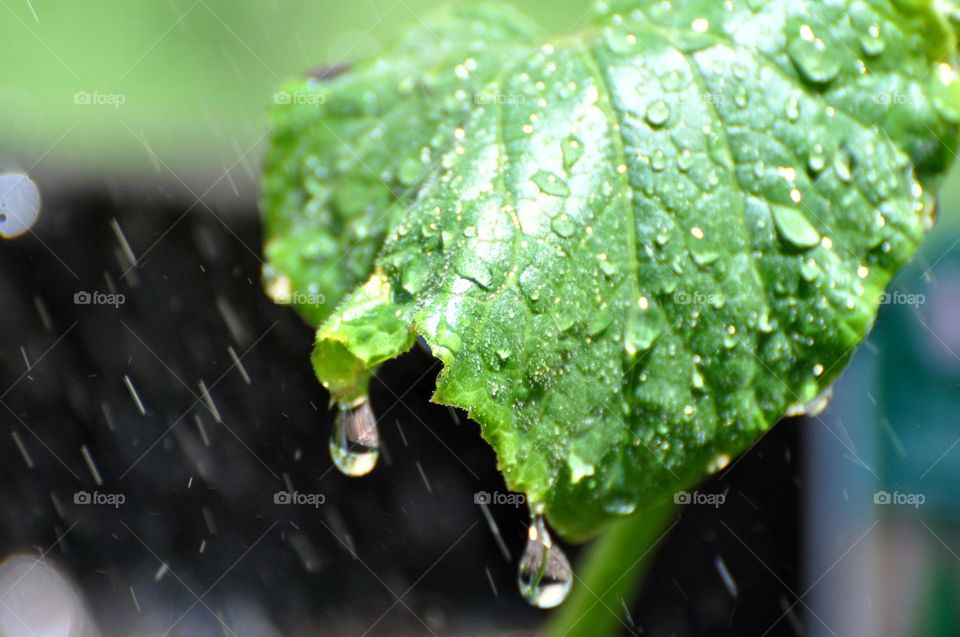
{"left": 263, "top": 0, "right": 960, "bottom": 539}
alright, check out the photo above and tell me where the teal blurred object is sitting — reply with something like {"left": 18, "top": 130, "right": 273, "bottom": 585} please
{"left": 0, "top": 0, "right": 589, "bottom": 194}
{"left": 875, "top": 229, "right": 960, "bottom": 514}
{"left": 918, "top": 564, "right": 960, "bottom": 637}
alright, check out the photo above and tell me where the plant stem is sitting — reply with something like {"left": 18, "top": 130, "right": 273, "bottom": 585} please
{"left": 540, "top": 500, "right": 678, "bottom": 637}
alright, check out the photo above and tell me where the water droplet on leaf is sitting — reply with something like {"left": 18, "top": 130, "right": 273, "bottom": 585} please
{"left": 532, "top": 170, "right": 571, "bottom": 197}
{"left": 785, "top": 96, "right": 801, "bottom": 122}
{"left": 561, "top": 136, "right": 584, "bottom": 169}
{"left": 645, "top": 100, "right": 671, "bottom": 127}
{"left": 397, "top": 158, "right": 423, "bottom": 186}
{"left": 787, "top": 26, "right": 841, "bottom": 85}
{"left": 623, "top": 302, "right": 663, "bottom": 357}
{"left": 859, "top": 26, "right": 885, "bottom": 57}
{"left": 771, "top": 204, "right": 820, "bottom": 249}
{"left": 733, "top": 86, "right": 748, "bottom": 108}
{"left": 807, "top": 144, "right": 827, "bottom": 174}
{"left": 456, "top": 257, "right": 493, "bottom": 289}
{"left": 551, "top": 215, "right": 576, "bottom": 238}
{"left": 834, "top": 148, "right": 854, "bottom": 183}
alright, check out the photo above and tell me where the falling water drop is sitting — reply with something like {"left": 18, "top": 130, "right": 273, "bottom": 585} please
{"left": 518, "top": 509, "right": 573, "bottom": 609}
{"left": 329, "top": 399, "right": 379, "bottom": 477}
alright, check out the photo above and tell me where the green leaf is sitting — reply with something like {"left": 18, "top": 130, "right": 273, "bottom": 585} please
{"left": 262, "top": 0, "right": 960, "bottom": 540}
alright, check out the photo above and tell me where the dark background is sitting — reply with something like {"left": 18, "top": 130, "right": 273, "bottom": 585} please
{"left": 0, "top": 189, "right": 802, "bottom": 636}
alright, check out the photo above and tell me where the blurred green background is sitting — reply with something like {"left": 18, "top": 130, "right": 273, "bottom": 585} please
{"left": 0, "top": 0, "right": 596, "bottom": 197}
{"left": 4, "top": 0, "right": 960, "bottom": 212}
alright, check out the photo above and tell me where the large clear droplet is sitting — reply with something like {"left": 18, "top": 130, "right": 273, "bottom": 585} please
{"left": 329, "top": 399, "right": 379, "bottom": 477}
{"left": 517, "top": 510, "right": 573, "bottom": 609}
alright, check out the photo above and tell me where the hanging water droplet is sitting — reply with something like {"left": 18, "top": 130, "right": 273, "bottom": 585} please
{"left": 518, "top": 510, "right": 573, "bottom": 609}
{"left": 645, "top": 100, "right": 671, "bottom": 127}
{"left": 677, "top": 148, "right": 693, "bottom": 172}
{"left": 329, "top": 399, "right": 379, "bottom": 477}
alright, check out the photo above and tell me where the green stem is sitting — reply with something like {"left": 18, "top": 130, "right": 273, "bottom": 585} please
{"left": 541, "top": 501, "right": 678, "bottom": 637}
